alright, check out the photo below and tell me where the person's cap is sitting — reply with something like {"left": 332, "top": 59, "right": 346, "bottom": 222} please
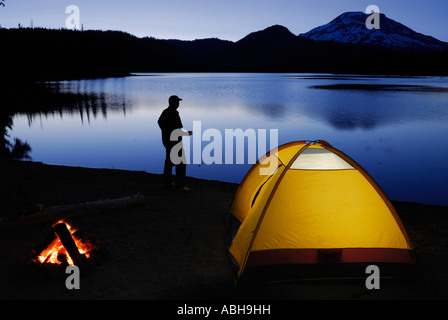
{"left": 169, "top": 95, "right": 182, "bottom": 105}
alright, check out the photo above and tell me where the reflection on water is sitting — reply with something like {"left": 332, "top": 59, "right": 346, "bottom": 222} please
{"left": 21, "top": 81, "right": 130, "bottom": 126}
{"left": 8, "top": 73, "right": 448, "bottom": 206}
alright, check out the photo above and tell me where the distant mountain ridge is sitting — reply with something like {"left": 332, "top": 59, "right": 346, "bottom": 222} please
{"left": 1, "top": 11, "right": 448, "bottom": 81}
{"left": 160, "top": 12, "right": 448, "bottom": 74}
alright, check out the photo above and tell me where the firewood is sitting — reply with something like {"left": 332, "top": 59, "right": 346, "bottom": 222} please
{"left": 53, "top": 222, "right": 81, "bottom": 262}
{"left": 0, "top": 194, "right": 145, "bottom": 230}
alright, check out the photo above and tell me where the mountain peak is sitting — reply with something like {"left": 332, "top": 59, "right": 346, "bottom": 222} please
{"left": 336, "top": 11, "right": 368, "bottom": 21}
{"left": 237, "top": 24, "right": 296, "bottom": 44}
{"left": 300, "top": 11, "right": 448, "bottom": 51}
{"left": 263, "top": 24, "right": 294, "bottom": 34}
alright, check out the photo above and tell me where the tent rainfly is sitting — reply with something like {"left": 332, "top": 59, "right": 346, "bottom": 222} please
{"left": 227, "top": 140, "right": 417, "bottom": 285}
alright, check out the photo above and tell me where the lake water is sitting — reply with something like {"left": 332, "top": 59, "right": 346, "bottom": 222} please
{"left": 9, "top": 73, "right": 448, "bottom": 206}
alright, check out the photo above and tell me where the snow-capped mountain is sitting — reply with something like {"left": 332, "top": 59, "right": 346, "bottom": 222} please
{"left": 300, "top": 12, "right": 448, "bottom": 51}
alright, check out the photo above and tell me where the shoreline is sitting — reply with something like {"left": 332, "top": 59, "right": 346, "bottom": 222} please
{"left": 1, "top": 159, "right": 447, "bottom": 299}
{"left": 0, "top": 160, "right": 240, "bottom": 221}
{"left": 2, "top": 159, "right": 446, "bottom": 220}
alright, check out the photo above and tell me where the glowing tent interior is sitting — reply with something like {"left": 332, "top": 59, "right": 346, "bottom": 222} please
{"left": 227, "top": 140, "right": 417, "bottom": 285}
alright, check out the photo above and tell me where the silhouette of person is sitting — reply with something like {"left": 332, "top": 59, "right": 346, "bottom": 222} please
{"left": 157, "top": 95, "right": 192, "bottom": 191}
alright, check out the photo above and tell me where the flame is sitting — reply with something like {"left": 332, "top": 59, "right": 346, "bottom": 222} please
{"left": 35, "top": 221, "right": 94, "bottom": 266}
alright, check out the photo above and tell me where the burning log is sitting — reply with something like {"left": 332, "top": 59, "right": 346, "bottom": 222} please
{"left": 53, "top": 222, "right": 81, "bottom": 263}
{"left": 32, "top": 220, "right": 97, "bottom": 268}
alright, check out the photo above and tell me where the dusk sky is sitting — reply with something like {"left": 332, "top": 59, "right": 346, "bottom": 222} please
{"left": 1, "top": 0, "right": 447, "bottom": 42}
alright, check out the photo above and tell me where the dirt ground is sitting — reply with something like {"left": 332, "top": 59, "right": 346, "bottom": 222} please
{"left": 1, "top": 160, "right": 447, "bottom": 300}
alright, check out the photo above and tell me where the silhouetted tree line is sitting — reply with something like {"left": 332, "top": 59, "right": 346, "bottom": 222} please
{"left": 2, "top": 26, "right": 447, "bottom": 83}
{"left": 0, "top": 28, "right": 207, "bottom": 82}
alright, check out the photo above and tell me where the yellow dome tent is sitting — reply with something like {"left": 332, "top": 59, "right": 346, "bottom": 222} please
{"left": 227, "top": 140, "right": 417, "bottom": 284}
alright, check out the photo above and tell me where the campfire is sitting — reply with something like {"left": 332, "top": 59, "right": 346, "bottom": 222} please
{"left": 31, "top": 220, "right": 104, "bottom": 268}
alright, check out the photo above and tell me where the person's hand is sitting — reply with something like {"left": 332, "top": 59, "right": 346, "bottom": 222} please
{"left": 188, "top": 131, "right": 193, "bottom": 136}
